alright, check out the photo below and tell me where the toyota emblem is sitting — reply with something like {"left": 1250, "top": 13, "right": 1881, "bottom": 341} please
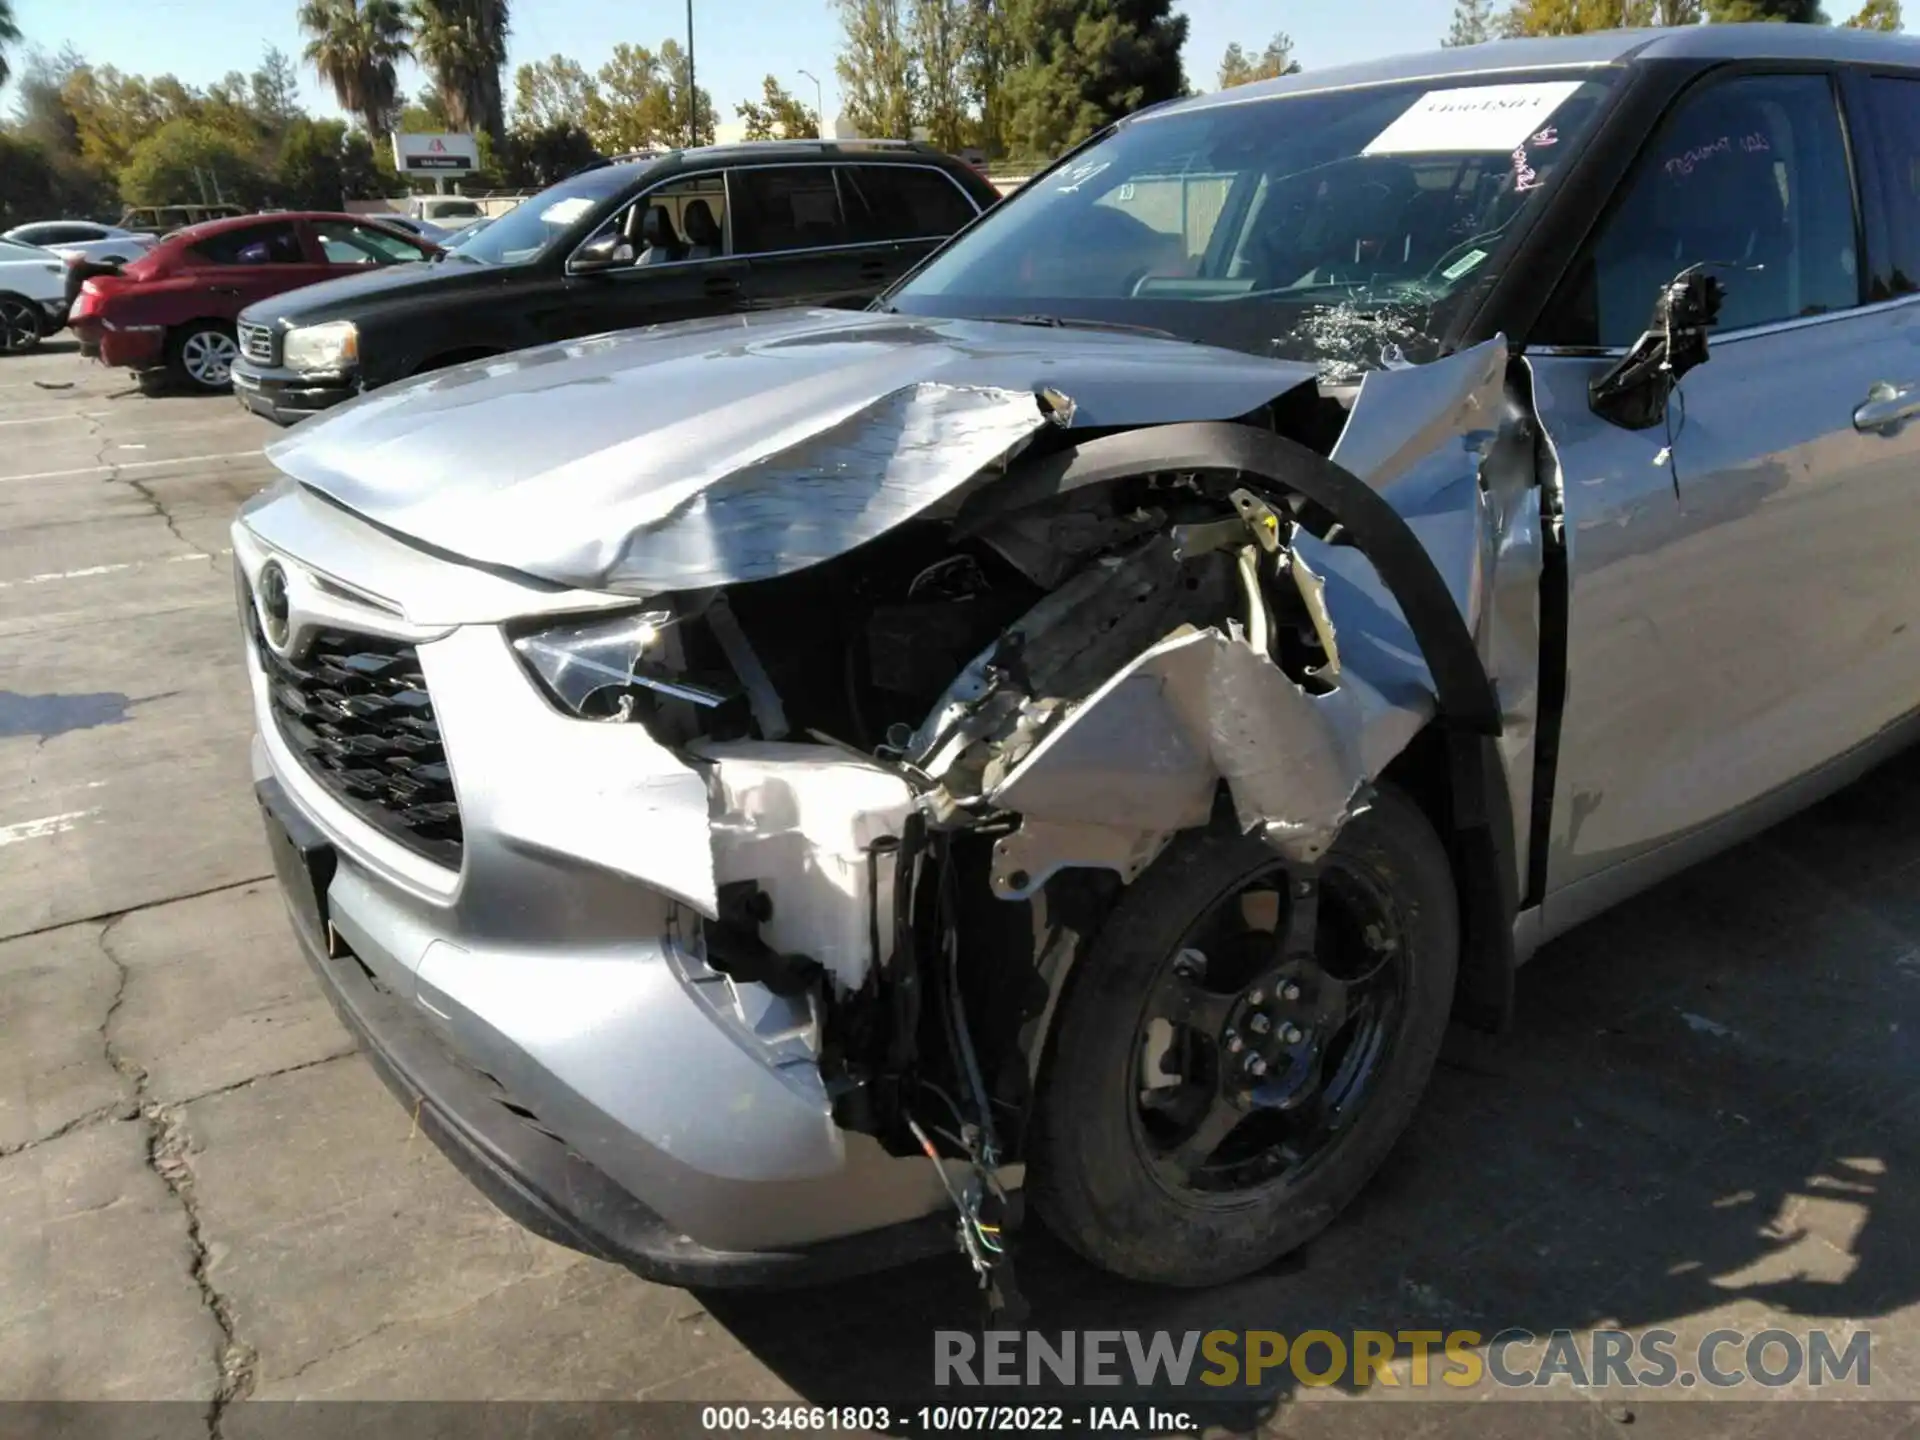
{"left": 257, "top": 560, "right": 292, "bottom": 650}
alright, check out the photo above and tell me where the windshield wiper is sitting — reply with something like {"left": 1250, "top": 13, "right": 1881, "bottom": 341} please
{"left": 982, "top": 313, "right": 1189, "bottom": 343}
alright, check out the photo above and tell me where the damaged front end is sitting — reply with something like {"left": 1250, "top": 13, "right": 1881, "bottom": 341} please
{"left": 451, "top": 332, "right": 1542, "bottom": 1299}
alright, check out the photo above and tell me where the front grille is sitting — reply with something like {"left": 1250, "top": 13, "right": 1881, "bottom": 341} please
{"left": 249, "top": 610, "right": 463, "bottom": 867}
{"left": 237, "top": 321, "right": 276, "bottom": 366}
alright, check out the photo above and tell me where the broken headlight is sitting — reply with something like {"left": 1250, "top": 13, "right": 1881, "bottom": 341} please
{"left": 512, "top": 609, "right": 728, "bottom": 721}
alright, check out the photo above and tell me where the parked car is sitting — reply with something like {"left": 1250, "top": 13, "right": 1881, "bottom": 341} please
{"left": 409, "top": 194, "right": 487, "bottom": 226}
{"left": 438, "top": 215, "right": 495, "bottom": 249}
{"left": 227, "top": 140, "right": 998, "bottom": 424}
{"left": 236, "top": 25, "right": 1918, "bottom": 1294}
{"left": 376, "top": 214, "right": 455, "bottom": 245}
{"left": 69, "top": 212, "right": 436, "bottom": 392}
{"left": 117, "top": 203, "right": 247, "bottom": 235}
{"left": 2, "top": 221, "right": 159, "bottom": 266}
{"left": 0, "top": 239, "right": 70, "bottom": 353}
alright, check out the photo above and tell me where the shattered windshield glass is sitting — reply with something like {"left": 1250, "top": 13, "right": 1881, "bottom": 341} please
{"left": 888, "top": 72, "right": 1617, "bottom": 378}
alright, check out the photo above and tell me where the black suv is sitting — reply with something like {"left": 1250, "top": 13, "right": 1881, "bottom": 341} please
{"left": 230, "top": 141, "right": 999, "bottom": 425}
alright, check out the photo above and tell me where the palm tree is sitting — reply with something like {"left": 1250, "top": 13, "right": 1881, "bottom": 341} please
{"left": 408, "top": 0, "right": 509, "bottom": 146}
{"left": 0, "top": 1, "right": 23, "bottom": 93}
{"left": 298, "top": 0, "right": 411, "bottom": 140}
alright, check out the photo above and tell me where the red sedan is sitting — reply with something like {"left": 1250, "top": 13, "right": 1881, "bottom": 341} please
{"left": 69, "top": 211, "right": 437, "bottom": 392}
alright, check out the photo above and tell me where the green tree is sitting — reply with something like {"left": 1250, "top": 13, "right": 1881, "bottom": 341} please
{"left": 0, "top": 0, "right": 20, "bottom": 93}
{"left": 512, "top": 54, "right": 599, "bottom": 131}
{"left": 251, "top": 47, "right": 304, "bottom": 128}
{"left": 119, "top": 117, "right": 270, "bottom": 206}
{"left": 836, "top": 0, "right": 920, "bottom": 138}
{"left": 592, "top": 42, "right": 666, "bottom": 151}
{"left": 298, "top": 0, "right": 411, "bottom": 139}
{"left": 1002, "top": 0, "right": 1187, "bottom": 159}
{"left": 735, "top": 75, "right": 820, "bottom": 140}
{"left": 964, "top": 0, "right": 1015, "bottom": 154}
{"left": 398, "top": 82, "right": 452, "bottom": 131}
{"left": 913, "top": 0, "right": 971, "bottom": 149}
{"left": 1444, "top": 0, "right": 1497, "bottom": 43}
{"left": 408, "top": 0, "right": 510, "bottom": 146}
{"left": 1842, "top": 0, "right": 1902, "bottom": 23}
{"left": 658, "top": 38, "right": 716, "bottom": 147}
{"left": 502, "top": 120, "right": 598, "bottom": 184}
{"left": 274, "top": 115, "right": 349, "bottom": 207}
{"left": 1218, "top": 33, "right": 1300, "bottom": 87}
{"left": 1704, "top": 0, "right": 1826, "bottom": 18}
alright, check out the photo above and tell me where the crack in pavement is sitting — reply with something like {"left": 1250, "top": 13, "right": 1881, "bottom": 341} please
{"left": 1, "top": 874, "right": 273, "bottom": 947}
{"left": 98, "top": 914, "right": 257, "bottom": 1438}
{"left": 175, "top": 1050, "right": 358, "bottom": 1108}
{"left": 83, "top": 413, "right": 215, "bottom": 566}
{"left": 0, "top": 1097, "right": 139, "bottom": 1160}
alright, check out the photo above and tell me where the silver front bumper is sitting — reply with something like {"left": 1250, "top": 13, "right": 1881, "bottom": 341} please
{"left": 232, "top": 517, "right": 953, "bottom": 1256}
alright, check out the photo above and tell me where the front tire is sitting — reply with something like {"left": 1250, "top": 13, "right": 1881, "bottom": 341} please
{"left": 168, "top": 321, "right": 238, "bottom": 392}
{"left": 0, "top": 294, "right": 44, "bottom": 355}
{"left": 1030, "top": 786, "right": 1459, "bottom": 1286}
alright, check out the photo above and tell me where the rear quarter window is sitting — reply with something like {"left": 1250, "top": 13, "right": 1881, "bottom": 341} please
{"left": 846, "top": 165, "right": 980, "bottom": 241}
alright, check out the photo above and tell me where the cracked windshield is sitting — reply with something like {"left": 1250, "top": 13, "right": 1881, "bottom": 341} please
{"left": 892, "top": 74, "right": 1616, "bottom": 379}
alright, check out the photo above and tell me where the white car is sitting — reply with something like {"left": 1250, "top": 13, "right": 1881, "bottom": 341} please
{"left": 0, "top": 239, "right": 70, "bottom": 354}
{"left": 2, "top": 221, "right": 158, "bottom": 267}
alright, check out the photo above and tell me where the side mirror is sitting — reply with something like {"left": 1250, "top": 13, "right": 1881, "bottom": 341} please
{"left": 568, "top": 233, "right": 634, "bottom": 275}
{"left": 1589, "top": 267, "right": 1725, "bottom": 430}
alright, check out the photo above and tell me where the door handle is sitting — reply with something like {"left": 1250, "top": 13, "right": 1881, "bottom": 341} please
{"left": 704, "top": 275, "right": 740, "bottom": 295}
{"left": 1853, "top": 381, "right": 1920, "bottom": 433}
{"left": 208, "top": 285, "right": 241, "bottom": 296}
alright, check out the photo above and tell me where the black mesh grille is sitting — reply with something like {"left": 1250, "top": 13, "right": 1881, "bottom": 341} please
{"left": 250, "top": 611, "right": 463, "bottom": 867}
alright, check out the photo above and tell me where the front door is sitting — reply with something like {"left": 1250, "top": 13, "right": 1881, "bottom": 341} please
{"left": 548, "top": 175, "right": 751, "bottom": 342}
{"left": 1527, "top": 70, "right": 1920, "bottom": 917}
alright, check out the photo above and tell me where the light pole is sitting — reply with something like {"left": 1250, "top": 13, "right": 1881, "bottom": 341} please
{"left": 798, "top": 68, "right": 824, "bottom": 140}
{"left": 686, "top": 0, "right": 697, "bottom": 146}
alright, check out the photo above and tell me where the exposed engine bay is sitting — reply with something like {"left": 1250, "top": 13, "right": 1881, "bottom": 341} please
{"left": 487, "top": 343, "right": 1540, "bottom": 1307}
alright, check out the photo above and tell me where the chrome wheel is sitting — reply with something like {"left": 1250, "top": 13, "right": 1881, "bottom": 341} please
{"left": 0, "top": 298, "right": 42, "bottom": 355}
{"left": 178, "top": 328, "right": 238, "bottom": 389}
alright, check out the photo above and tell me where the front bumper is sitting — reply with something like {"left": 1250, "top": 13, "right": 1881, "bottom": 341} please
{"left": 231, "top": 358, "right": 356, "bottom": 426}
{"left": 234, "top": 515, "right": 960, "bottom": 1280}
{"left": 258, "top": 777, "right": 950, "bottom": 1287}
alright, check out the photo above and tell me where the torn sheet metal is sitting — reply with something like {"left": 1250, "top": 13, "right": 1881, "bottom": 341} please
{"left": 986, "top": 629, "right": 1386, "bottom": 898}
{"left": 696, "top": 740, "right": 914, "bottom": 993}
{"left": 264, "top": 308, "right": 1321, "bottom": 594}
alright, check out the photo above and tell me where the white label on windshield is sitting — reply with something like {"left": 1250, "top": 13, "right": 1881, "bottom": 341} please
{"left": 540, "top": 196, "right": 596, "bottom": 226}
{"left": 1362, "top": 81, "right": 1583, "bottom": 156}
{"left": 1441, "top": 248, "right": 1489, "bottom": 282}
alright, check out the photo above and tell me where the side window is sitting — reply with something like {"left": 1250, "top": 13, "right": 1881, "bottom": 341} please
{"left": 1541, "top": 73, "right": 1859, "bottom": 347}
{"left": 593, "top": 175, "right": 730, "bottom": 268}
{"left": 845, "top": 165, "right": 978, "bottom": 241}
{"left": 1864, "top": 77, "right": 1920, "bottom": 297}
{"left": 729, "top": 166, "right": 853, "bottom": 255}
{"left": 188, "top": 223, "right": 304, "bottom": 266}
{"left": 314, "top": 221, "right": 423, "bottom": 265}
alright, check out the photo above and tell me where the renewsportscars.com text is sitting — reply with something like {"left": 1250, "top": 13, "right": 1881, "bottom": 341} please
{"left": 934, "top": 1327, "right": 1872, "bottom": 1390}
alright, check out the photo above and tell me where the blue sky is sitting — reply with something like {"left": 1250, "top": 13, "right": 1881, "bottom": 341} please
{"left": 7, "top": 0, "right": 1470, "bottom": 131}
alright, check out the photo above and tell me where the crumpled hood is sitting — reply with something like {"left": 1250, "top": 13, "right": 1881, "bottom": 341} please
{"left": 265, "top": 308, "right": 1322, "bottom": 594}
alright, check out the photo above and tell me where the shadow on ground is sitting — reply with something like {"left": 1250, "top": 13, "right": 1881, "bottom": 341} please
{"left": 700, "top": 746, "right": 1920, "bottom": 1430}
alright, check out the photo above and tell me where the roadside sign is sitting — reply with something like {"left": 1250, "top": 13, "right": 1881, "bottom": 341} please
{"left": 392, "top": 133, "right": 480, "bottom": 175}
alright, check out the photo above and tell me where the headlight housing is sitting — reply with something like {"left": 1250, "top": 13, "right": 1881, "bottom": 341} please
{"left": 512, "top": 608, "right": 732, "bottom": 722}
{"left": 282, "top": 320, "right": 358, "bottom": 373}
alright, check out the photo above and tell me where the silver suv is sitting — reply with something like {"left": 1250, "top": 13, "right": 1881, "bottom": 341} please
{"left": 239, "top": 24, "right": 1920, "bottom": 1293}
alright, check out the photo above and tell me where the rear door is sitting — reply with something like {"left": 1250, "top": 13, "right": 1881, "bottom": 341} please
{"left": 842, "top": 162, "right": 985, "bottom": 281}
{"left": 1525, "top": 68, "right": 1920, "bottom": 923}
{"left": 730, "top": 163, "right": 895, "bottom": 309}
{"left": 181, "top": 220, "right": 330, "bottom": 316}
